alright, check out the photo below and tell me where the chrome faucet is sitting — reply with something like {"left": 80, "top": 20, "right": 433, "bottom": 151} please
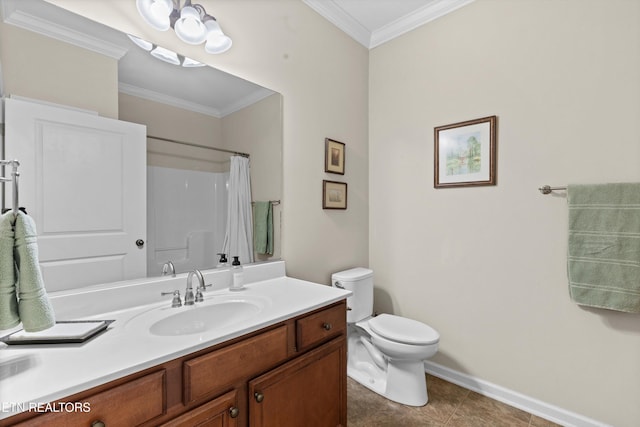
{"left": 186, "top": 269, "right": 211, "bottom": 305}
{"left": 161, "top": 261, "right": 176, "bottom": 277}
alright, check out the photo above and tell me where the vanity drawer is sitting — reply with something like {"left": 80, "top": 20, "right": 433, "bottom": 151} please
{"left": 13, "top": 370, "right": 166, "bottom": 427}
{"left": 296, "top": 302, "right": 346, "bottom": 351}
{"left": 183, "top": 325, "right": 288, "bottom": 405}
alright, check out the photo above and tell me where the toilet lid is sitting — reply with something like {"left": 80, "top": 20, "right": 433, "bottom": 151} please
{"left": 368, "top": 314, "right": 439, "bottom": 345}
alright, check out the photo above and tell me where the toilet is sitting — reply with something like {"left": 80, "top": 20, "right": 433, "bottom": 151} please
{"left": 332, "top": 267, "right": 439, "bottom": 406}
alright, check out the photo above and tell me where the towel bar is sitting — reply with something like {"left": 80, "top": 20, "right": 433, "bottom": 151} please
{"left": 539, "top": 185, "right": 567, "bottom": 195}
{"left": 0, "top": 159, "right": 20, "bottom": 216}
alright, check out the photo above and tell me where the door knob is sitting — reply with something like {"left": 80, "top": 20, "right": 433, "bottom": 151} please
{"left": 229, "top": 407, "right": 239, "bottom": 418}
{"left": 135, "top": 239, "right": 145, "bottom": 248}
{"left": 254, "top": 392, "right": 264, "bottom": 403}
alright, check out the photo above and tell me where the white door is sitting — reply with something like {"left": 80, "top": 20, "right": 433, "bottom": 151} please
{"left": 4, "top": 98, "right": 147, "bottom": 291}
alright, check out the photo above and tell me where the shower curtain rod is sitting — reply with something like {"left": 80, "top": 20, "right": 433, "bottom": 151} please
{"left": 148, "top": 135, "right": 250, "bottom": 158}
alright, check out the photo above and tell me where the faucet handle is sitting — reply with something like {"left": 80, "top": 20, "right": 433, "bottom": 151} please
{"left": 195, "top": 283, "right": 213, "bottom": 303}
{"left": 161, "top": 290, "right": 182, "bottom": 308}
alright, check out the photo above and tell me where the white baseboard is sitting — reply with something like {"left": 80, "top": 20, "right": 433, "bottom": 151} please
{"left": 424, "top": 361, "right": 612, "bottom": 427}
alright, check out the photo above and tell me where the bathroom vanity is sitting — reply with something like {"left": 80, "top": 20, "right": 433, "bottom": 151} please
{"left": 0, "top": 262, "right": 350, "bottom": 427}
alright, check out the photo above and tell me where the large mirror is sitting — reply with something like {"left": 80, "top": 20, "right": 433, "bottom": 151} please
{"left": 0, "top": 0, "right": 282, "bottom": 287}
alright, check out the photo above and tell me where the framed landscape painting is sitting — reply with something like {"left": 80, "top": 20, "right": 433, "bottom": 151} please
{"left": 434, "top": 116, "right": 497, "bottom": 188}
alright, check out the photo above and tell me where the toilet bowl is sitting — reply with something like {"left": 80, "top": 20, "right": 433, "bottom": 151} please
{"left": 332, "top": 268, "right": 440, "bottom": 407}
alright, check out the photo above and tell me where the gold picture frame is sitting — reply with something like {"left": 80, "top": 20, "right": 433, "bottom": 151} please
{"left": 325, "top": 138, "right": 345, "bottom": 175}
{"left": 434, "top": 116, "right": 497, "bottom": 188}
{"left": 323, "top": 180, "right": 347, "bottom": 209}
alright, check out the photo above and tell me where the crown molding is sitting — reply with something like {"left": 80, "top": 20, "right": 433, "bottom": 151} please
{"left": 370, "top": 0, "right": 475, "bottom": 48}
{"left": 302, "top": 0, "right": 371, "bottom": 47}
{"left": 303, "top": 0, "right": 474, "bottom": 49}
{"left": 119, "top": 83, "right": 223, "bottom": 118}
{"left": 1, "top": 0, "right": 127, "bottom": 59}
{"left": 119, "top": 83, "right": 274, "bottom": 118}
{"left": 219, "top": 88, "right": 275, "bottom": 117}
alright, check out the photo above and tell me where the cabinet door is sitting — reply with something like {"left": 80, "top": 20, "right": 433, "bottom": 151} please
{"left": 249, "top": 338, "right": 346, "bottom": 427}
{"left": 160, "top": 389, "right": 239, "bottom": 427}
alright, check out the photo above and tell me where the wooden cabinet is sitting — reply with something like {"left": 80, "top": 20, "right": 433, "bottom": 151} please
{"left": 159, "top": 390, "right": 239, "bottom": 427}
{"left": 249, "top": 338, "right": 346, "bottom": 427}
{"left": 183, "top": 326, "right": 289, "bottom": 405}
{"left": 1, "top": 301, "right": 346, "bottom": 427}
{"left": 10, "top": 370, "right": 166, "bottom": 427}
{"left": 296, "top": 302, "right": 346, "bottom": 351}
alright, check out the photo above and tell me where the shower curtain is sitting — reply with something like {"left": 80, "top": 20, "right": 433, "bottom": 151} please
{"left": 222, "top": 156, "right": 254, "bottom": 264}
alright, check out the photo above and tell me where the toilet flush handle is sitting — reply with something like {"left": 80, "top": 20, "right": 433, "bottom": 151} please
{"left": 334, "top": 281, "right": 352, "bottom": 310}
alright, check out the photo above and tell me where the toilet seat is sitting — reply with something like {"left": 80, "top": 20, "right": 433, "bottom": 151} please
{"left": 368, "top": 314, "right": 439, "bottom": 345}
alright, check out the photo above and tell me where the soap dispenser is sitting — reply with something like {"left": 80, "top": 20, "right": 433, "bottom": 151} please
{"left": 230, "top": 256, "right": 245, "bottom": 291}
{"left": 216, "top": 253, "right": 229, "bottom": 269}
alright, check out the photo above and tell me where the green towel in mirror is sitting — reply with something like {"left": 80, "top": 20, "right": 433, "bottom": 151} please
{"left": 253, "top": 201, "right": 274, "bottom": 255}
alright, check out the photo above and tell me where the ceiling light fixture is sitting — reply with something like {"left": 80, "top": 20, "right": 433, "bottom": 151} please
{"left": 136, "top": 0, "right": 232, "bottom": 54}
{"left": 127, "top": 34, "right": 206, "bottom": 67}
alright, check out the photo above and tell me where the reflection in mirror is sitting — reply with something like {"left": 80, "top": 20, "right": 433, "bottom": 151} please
{"left": 0, "top": 0, "right": 282, "bottom": 285}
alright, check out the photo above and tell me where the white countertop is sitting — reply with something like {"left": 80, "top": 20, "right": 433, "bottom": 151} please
{"left": 0, "top": 262, "right": 351, "bottom": 420}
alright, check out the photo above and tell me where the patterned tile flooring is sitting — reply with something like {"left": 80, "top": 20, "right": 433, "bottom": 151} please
{"left": 347, "top": 375, "right": 563, "bottom": 427}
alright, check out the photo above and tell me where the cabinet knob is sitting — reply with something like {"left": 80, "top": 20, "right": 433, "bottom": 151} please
{"left": 91, "top": 421, "right": 106, "bottom": 427}
{"left": 322, "top": 322, "right": 332, "bottom": 331}
{"left": 229, "top": 407, "right": 239, "bottom": 418}
{"left": 254, "top": 392, "right": 264, "bottom": 403}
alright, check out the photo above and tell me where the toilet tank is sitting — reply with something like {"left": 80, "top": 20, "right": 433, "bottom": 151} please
{"left": 331, "top": 268, "right": 373, "bottom": 323}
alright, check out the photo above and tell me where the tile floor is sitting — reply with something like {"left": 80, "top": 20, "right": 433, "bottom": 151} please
{"left": 347, "top": 374, "right": 563, "bottom": 427}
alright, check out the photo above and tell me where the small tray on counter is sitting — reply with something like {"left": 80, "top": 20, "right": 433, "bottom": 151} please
{"left": 0, "top": 320, "right": 114, "bottom": 345}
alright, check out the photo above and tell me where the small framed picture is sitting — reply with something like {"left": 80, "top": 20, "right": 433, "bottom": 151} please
{"left": 325, "top": 138, "right": 345, "bottom": 175}
{"left": 323, "top": 180, "right": 347, "bottom": 209}
{"left": 434, "top": 115, "right": 497, "bottom": 188}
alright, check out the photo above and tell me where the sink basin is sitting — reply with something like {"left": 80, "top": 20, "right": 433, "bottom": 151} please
{"left": 150, "top": 301, "right": 261, "bottom": 336}
{"left": 125, "top": 294, "right": 270, "bottom": 337}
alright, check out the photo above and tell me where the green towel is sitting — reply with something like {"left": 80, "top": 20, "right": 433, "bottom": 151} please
{"left": 567, "top": 183, "right": 640, "bottom": 313}
{"left": 14, "top": 211, "right": 55, "bottom": 332}
{"left": 0, "top": 212, "right": 19, "bottom": 330}
{"left": 253, "top": 201, "right": 274, "bottom": 255}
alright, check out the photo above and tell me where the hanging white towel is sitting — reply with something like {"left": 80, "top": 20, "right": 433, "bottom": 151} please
{"left": 0, "top": 212, "right": 19, "bottom": 330}
{"left": 222, "top": 156, "right": 254, "bottom": 264}
{"left": 14, "top": 211, "right": 56, "bottom": 332}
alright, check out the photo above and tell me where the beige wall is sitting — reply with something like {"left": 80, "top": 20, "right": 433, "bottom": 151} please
{"left": 0, "top": 21, "right": 118, "bottom": 118}
{"left": 369, "top": 1, "right": 640, "bottom": 426}
{"left": 45, "top": 0, "right": 370, "bottom": 285}
{"left": 119, "top": 93, "right": 226, "bottom": 172}
{"left": 223, "top": 93, "right": 283, "bottom": 261}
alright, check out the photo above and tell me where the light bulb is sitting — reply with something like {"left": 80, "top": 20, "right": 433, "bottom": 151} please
{"left": 150, "top": 46, "right": 181, "bottom": 65}
{"left": 136, "top": 0, "right": 172, "bottom": 31}
{"left": 182, "top": 57, "right": 206, "bottom": 67}
{"left": 174, "top": 6, "right": 207, "bottom": 44}
{"left": 127, "top": 34, "right": 153, "bottom": 51}
{"left": 205, "top": 34, "right": 232, "bottom": 54}
{"left": 204, "top": 19, "right": 232, "bottom": 54}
